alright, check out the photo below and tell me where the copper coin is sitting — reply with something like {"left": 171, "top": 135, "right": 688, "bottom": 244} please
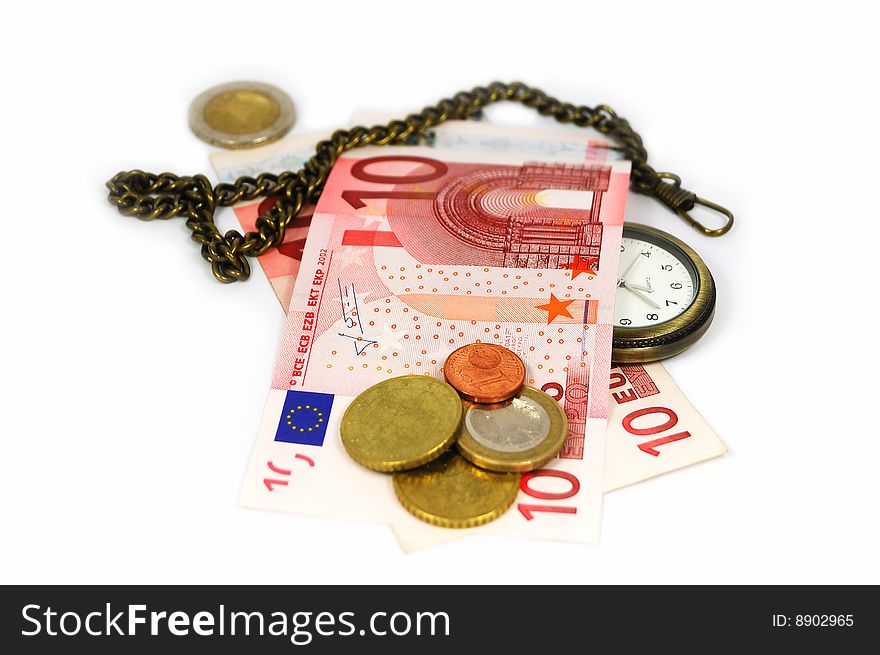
{"left": 443, "top": 343, "right": 526, "bottom": 404}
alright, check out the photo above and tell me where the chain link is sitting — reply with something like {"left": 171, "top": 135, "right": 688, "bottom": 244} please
{"left": 106, "top": 81, "right": 732, "bottom": 284}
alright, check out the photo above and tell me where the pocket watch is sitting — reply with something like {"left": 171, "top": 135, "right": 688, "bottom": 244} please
{"left": 612, "top": 223, "right": 716, "bottom": 363}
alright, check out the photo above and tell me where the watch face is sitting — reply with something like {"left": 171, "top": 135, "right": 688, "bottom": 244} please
{"left": 614, "top": 230, "right": 698, "bottom": 328}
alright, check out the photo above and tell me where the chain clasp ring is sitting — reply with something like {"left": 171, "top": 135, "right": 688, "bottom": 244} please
{"left": 654, "top": 172, "right": 734, "bottom": 237}
{"left": 677, "top": 195, "right": 735, "bottom": 237}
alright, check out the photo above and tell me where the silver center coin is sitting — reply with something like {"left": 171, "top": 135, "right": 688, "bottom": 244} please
{"left": 464, "top": 396, "right": 551, "bottom": 453}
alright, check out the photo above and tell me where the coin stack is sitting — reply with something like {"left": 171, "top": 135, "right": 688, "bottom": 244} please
{"left": 340, "top": 344, "right": 568, "bottom": 528}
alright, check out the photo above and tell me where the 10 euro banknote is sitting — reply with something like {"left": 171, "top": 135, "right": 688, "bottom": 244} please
{"left": 238, "top": 141, "right": 630, "bottom": 543}
{"left": 211, "top": 121, "right": 619, "bottom": 310}
{"left": 210, "top": 123, "right": 726, "bottom": 516}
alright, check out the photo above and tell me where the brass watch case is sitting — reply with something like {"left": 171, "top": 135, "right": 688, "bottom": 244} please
{"left": 612, "top": 223, "right": 716, "bottom": 363}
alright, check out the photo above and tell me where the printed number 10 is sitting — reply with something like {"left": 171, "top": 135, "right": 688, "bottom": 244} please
{"left": 518, "top": 470, "right": 579, "bottom": 520}
{"left": 342, "top": 156, "right": 448, "bottom": 209}
{"left": 622, "top": 406, "right": 691, "bottom": 456}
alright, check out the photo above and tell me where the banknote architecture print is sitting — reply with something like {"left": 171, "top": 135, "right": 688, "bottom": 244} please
{"left": 383, "top": 159, "right": 610, "bottom": 273}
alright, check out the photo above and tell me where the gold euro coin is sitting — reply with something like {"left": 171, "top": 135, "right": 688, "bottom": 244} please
{"left": 392, "top": 451, "right": 520, "bottom": 528}
{"left": 188, "top": 81, "right": 296, "bottom": 149}
{"left": 340, "top": 375, "right": 461, "bottom": 472}
{"left": 455, "top": 386, "right": 568, "bottom": 473}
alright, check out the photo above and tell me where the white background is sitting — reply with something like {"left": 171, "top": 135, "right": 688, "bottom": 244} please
{"left": 2, "top": 0, "right": 878, "bottom": 584}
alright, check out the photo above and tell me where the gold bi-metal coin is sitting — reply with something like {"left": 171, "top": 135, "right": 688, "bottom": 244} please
{"left": 340, "top": 375, "right": 462, "bottom": 473}
{"left": 188, "top": 81, "right": 296, "bottom": 149}
{"left": 392, "top": 451, "right": 521, "bottom": 528}
{"left": 455, "top": 386, "right": 568, "bottom": 473}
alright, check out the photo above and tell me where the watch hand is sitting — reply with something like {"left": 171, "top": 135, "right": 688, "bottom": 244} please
{"left": 617, "top": 254, "right": 642, "bottom": 286}
{"left": 622, "top": 282, "right": 660, "bottom": 309}
{"left": 627, "top": 283, "right": 653, "bottom": 292}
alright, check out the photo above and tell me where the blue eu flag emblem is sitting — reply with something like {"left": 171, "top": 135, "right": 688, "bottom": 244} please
{"left": 274, "top": 390, "right": 334, "bottom": 446}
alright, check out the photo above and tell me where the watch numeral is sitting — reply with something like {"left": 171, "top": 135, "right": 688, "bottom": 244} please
{"left": 620, "top": 245, "right": 625, "bottom": 252}
{"left": 641, "top": 251, "right": 651, "bottom": 257}
{"left": 646, "top": 313, "right": 659, "bottom": 321}
{"left": 670, "top": 282, "right": 683, "bottom": 289}
{"left": 665, "top": 300, "right": 678, "bottom": 306}
{"left": 619, "top": 318, "right": 632, "bottom": 326}
{"left": 661, "top": 264, "right": 672, "bottom": 271}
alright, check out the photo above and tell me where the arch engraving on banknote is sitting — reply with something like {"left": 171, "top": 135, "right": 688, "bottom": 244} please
{"left": 386, "top": 162, "right": 611, "bottom": 271}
